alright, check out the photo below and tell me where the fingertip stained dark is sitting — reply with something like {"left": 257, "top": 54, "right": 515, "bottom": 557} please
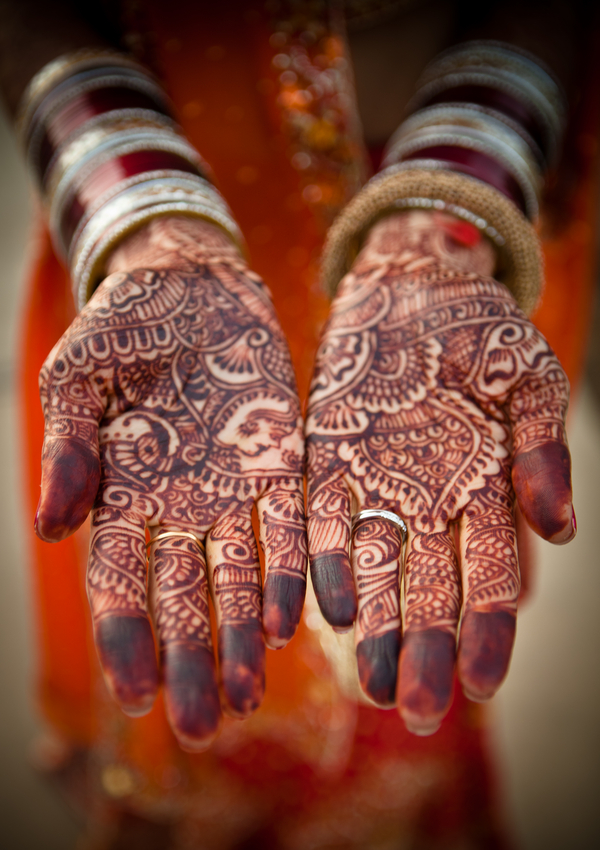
{"left": 37, "top": 440, "right": 100, "bottom": 540}
{"left": 95, "top": 615, "right": 158, "bottom": 714}
{"left": 356, "top": 630, "right": 400, "bottom": 707}
{"left": 163, "top": 644, "right": 221, "bottom": 743}
{"left": 398, "top": 629, "right": 456, "bottom": 719}
{"left": 458, "top": 610, "right": 516, "bottom": 700}
{"left": 310, "top": 552, "right": 357, "bottom": 628}
{"left": 512, "top": 441, "right": 573, "bottom": 539}
{"left": 262, "top": 573, "right": 306, "bottom": 641}
{"left": 219, "top": 622, "right": 265, "bottom": 717}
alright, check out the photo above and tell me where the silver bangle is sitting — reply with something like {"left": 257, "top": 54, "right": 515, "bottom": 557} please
{"left": 366, "top": 160, "right": 509, "bottom": 246}
{"left": 384, "top": 195, "right": 506, "bottom": 247}
{"left": 17, "top": 49, "right": 150, "bottom": 142}
{"left": 56, "top": 168, "right": 206, "bottom": 261}
{"left": 48, "top": 133, "right": 208, "bottom": 254}
{"left": 70, "top": 178, "right": 243, "bottom": 308}
{"left": 386, "top": 103, "right": 544, "bottom": 167}
{"left": 410, "top": 69, "right": 563, "bottom": 166}
{"left": 69, "top": 173, "right": 230, "bottom": 265}
{"left": 46, "top": 120, "right": 204, "bottom": 210}
{"left": 26, "top": 69, "right": 171, "bottom": 174}
{"left": 382, "top": 126, "right": 540, "bottom": 220}
{"left": 43, "top": 107, "right": 178, "bottom": 190}
{"left": 418, "top": 40, "right": 565, "bottom": 118}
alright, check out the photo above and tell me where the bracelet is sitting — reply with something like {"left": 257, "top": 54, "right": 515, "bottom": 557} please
{"left": 409, "top": 41, "right": 566, "bottom": 168}
{"left": 320, "top": 165, "right": 543, "bottom": 315}
{"left": 48, "top": 126, "right": 207, "bottom": 252}
{"left": 384, "top": 103, "right": 543, "bottom": 214}
{"left": 320, "top": 42, "right": 562, "bottom": 313}
{"left": 27, "top": 68, "right": 173, "bottom": 182}
{"left": 383, "top": 119, "right": 540, "bottom": 219}
{"left": 380, "top": 42, "right": 566, "bottom": 225}
{"left": 71, "top": 176, "right": 242, "bottom": 309}
{"left": 17, "top": 48, "right": 147, "bottom": 142}
{"left": 18, "top": 50, "right": 243, "bottom": 308}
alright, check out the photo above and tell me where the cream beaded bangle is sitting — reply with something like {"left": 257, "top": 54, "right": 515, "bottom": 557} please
{"left": 320, "top": 165, "right": 543, "bottom": 316}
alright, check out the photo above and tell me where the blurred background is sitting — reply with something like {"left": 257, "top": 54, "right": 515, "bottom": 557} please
{"left": 0, "top": 104, "right": 599, "bottom": 849}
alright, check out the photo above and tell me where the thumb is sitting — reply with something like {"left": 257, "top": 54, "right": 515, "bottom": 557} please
{"left": 36, "top": 340, "right": 105, "bottom": 542}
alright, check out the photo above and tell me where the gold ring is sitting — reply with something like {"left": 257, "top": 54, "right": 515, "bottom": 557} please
{"left": 146, "top": 531, "right": 203, "bottom": 553}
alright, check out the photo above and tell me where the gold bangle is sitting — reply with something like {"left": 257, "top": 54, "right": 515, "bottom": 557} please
{"left": 146, "top": 531, "right": 204, "bottom": 553}
{"left": 320, "top": 166, "right": 543, "bottom": 315}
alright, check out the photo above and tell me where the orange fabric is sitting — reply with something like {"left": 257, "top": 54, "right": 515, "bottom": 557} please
{"left": 20, "top": 232, "right": 93, "bottom": 744}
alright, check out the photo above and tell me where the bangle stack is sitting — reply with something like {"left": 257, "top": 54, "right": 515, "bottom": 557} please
{"left": 18, "top": 49, "right": 242, "bottom": 309}
{"left": 321, "top": 41, "right": 567, "bottom": 314}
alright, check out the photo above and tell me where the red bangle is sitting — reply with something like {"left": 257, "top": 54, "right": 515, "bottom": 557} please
{"left": 404, "top": 144, "right": 527, "bottom": 214}
{"left": 37, "top": 87, "right": 172, "bottom": 182}
{"left": 424, "top": 85, "right": 547, "bottom": 166}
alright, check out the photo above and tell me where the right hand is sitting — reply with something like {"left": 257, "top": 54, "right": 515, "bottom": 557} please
{"left": 36, "top": 216, "right": 307, "bottom": 751}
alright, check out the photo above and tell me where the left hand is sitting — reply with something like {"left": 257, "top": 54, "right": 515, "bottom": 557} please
{"left": 306, "top": 210, "right": 575, "bottom": 734}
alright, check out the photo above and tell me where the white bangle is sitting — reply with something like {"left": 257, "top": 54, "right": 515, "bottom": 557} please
{"left": 70, "top": 176, "right": 243, "bottom": 308}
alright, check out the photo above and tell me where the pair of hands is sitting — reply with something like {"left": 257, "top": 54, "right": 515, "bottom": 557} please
{"left": 35, "top": 213, "right": 574, "bottom": 750}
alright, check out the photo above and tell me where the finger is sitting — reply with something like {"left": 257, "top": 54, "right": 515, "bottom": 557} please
{"left": 352, "top": 517, "right": 403, "bottom": 708}
{"left": 457, "top": 499, "right": 519, "bottom": 702}
{"left": 206, "top": 512, "right": 264, "bottom": 718}
{"left": 510, "top": 368, "right": 575, "bottom": 544}
{"left": 36, "top": 338, "right": 106, "bottom": 542}
{"left": 307, "top": 477, "right": 356, "bottom": 631}
{"left": 257, "top": 481, "right": 307, "bottom": 649}
{"left": 88, "top": 509, "right": 159, "bottom": 716}
{"left": 152, "top": 533, "right": 220, "bottom": 751}
{"left": 397, "top": 527, "right": 460, "bottom": 735}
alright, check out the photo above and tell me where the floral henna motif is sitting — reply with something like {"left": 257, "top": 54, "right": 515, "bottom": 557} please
{"left": 37, "top": 217, "right": 307, "bottom": 749}
{"left": 306, "top": 210, "right": 574, "bottom": 733}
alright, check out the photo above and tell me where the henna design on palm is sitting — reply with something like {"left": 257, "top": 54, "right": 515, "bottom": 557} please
{"left": 36, "top": 218, "right": 307, "bottom": 750}
{"left": 306, "top": 211, "right": 574, "bottom": 734}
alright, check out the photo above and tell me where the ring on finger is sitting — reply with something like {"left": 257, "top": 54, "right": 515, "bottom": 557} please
{"left": 351, "top": 508, "right": 408, "bottom": 543}
{"left": 146, "top": 530, "right": 204, "bottom": 554}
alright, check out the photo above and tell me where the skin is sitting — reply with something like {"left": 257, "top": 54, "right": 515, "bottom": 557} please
{"left": 36, "top": 216, "right": 307, "bottom": 751}
{"left": 306, "top": 210, "right": 575, "bottom": 735}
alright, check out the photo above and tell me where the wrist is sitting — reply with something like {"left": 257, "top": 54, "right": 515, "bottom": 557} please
{"left": 105, "top": 215, "right": 243, "bottom": 275}
{"left": 358, "top": 210, "right": 497, "bottom": 279}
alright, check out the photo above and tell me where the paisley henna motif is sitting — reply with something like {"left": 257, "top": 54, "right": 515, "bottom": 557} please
{"left": 306, "top": 210, "right": 574, "bottom": 733}
{"left": 36, "top": 217, "right": 307, "bottom": 749}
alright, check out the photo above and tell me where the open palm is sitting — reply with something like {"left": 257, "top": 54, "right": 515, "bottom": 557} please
{"left": 306, "top": 211, "right": 574, "bottom": 734}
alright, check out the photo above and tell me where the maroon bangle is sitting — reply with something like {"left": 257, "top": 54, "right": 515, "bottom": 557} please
{"left": 424, "top": 85, "right": 547, "bottom": 166}
{"left": 60, "top": 150, "right": 202, "bottom": 252}
{"left": 404, "top": 145, "right": 527, "bottom": 214}
{"left": 37, "top": 87, "right": 172, "bottom": 183}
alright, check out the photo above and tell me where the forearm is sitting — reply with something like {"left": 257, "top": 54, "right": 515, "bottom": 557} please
{"left": 349, "top": 0, "right": 588, "bottom": 146}
{"left": 464, "top": 0, "right": 585, "bottom": 93}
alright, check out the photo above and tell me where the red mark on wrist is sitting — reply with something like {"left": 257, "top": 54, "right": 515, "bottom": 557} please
{"left": 441, "top": 219, "right": 481, "bottom": 248}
